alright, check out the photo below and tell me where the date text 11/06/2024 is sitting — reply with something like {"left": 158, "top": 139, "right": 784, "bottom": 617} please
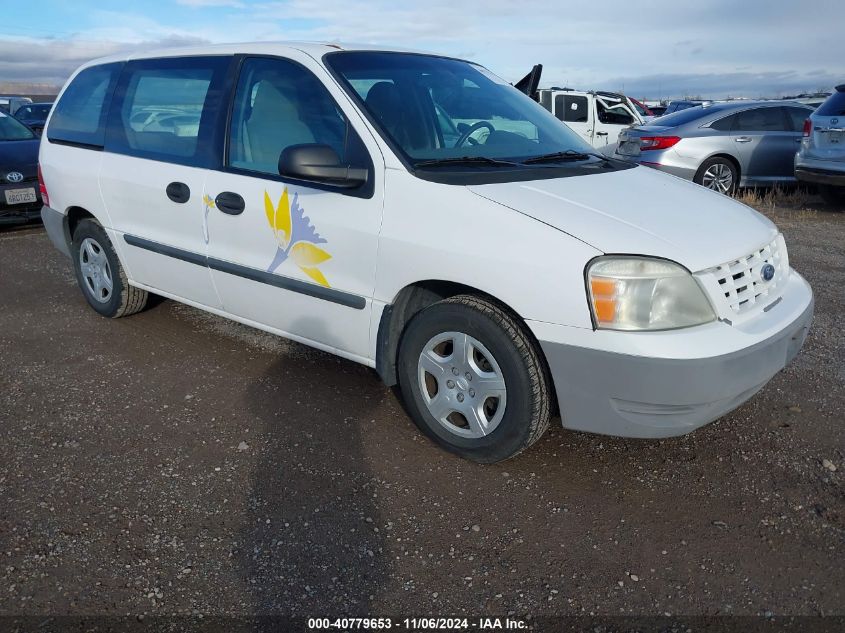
{"left": 306, "top": 617, "right": 528, "bottom": 630}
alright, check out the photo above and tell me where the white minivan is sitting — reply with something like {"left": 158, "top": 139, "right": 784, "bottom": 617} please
{"left": 40, "top": 43, "right": 813, "bottom": 463}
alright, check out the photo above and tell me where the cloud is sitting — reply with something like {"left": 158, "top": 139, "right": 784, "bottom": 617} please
{"left": 0, "top": 1, "right": 840, "bottom": 98}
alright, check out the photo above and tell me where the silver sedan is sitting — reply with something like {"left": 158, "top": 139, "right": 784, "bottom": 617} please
{"left": 615, "top": 101, "right": 814, "bottom": 194}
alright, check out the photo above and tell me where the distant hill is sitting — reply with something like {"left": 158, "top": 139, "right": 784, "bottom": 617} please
{"left": 0, "top": 81, "right": 61, "bottom": 101}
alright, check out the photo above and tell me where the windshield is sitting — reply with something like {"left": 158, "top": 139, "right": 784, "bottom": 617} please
{"left": 325, "top": 51, "right": 593, "bottom": 166}
{"left": 0, "top": 112, "right": 35, "bottom": 140}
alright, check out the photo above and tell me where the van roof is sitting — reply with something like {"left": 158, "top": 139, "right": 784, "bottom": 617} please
{"left": 78, "top": 41, "right": 427, "bottom": 68}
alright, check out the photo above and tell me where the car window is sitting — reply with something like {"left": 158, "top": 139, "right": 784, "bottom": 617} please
{"left": 816, "top": 91, "right": 845, "bottom": 116}
{"left": 326, "top": 51, "right": 591, "bottom": 163}
{"left": 228, "top": 57, "right": 348, "bottom": 176}
{"left": 596, "top": 100, "right": 635, "bottom": 125}
{"left": 733, "top": 107, "right": 789, "bottom": 132}
{"left": 48, "top": 63, "right": 121, "bottom": 147}
{"left": 15, "top": 106, "right": 32, "bottom": 118}
{"left": 709, "top": 113, "right": 737, "bottom": 131}
{"left": 107, "top": 57, "right": 230, "bottom": 165}
{"left": 785, "top": 106, "right": 812, "bottom": 132}
{"left": 0, "top": 111, "right": 35, "bottom": 141}
{"left": 554, "top": 95, "right": 588, "bottom": 123}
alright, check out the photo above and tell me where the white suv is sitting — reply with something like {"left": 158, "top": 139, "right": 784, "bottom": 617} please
{"left": 39, "top": 43, "right": 813, "bottom": 462}
{"left": 795, "top": 84, "right": 845, "bottom": 207}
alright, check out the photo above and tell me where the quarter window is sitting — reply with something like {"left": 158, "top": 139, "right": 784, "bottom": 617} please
{"left": 709, "top": 114, "right": 736, "bottom": 131}
{"left": 228, "top": 57, "right": 348, "bottom": 175}
{"left": 48, "top": 63, "right": 121, "bottom": 147}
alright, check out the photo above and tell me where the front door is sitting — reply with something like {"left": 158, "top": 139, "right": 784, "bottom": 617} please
{"left": 100, "top": 56, "right": 232, "bottom": 308}
{"left": 203, "top": 54, "right": 384, "bottom": 361}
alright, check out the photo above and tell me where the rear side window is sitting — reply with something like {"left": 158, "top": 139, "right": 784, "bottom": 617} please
{"left": 555, "top": 95, "right": 588, "bottom": 123}
{"left": 785, "top": 106, "right": 812, "bottom": 132}
{"left": 709, "top": 113, "right": 737, "bottom": 131}
{"left": 106, "top": 56, "right": 231, "bottom": 166}
{"left": 733, "top": 107, "right": 788, "bottom": 132}
{"left": 48, "top": 63, "right": 121, "bottom": 148}
{"left": 816, "top": 91, "right": 845, "bottom": 116}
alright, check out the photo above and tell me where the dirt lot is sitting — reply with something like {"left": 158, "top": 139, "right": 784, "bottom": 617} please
{"left": 0, "top": 198, "right": 843, "bottom": 625}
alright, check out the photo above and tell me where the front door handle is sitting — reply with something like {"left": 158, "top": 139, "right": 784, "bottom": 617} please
{"left": 596, "top": 131, "right": 608, "bottom": 136}
{"left": 166, "top": 181, "right": 191, "bottom": 204}
{"left": 215, "top": 191, "right": 245, "bottom": 215}
{"left": 734, "top": 136, "right": 752, "bottom": 143}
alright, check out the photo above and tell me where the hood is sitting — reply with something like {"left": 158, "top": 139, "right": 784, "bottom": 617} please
{"left": 468, "top": 165, "right": 778, "bottom": 272}
{"left": 0, "top": 139, "right": 39, "bottom": 179}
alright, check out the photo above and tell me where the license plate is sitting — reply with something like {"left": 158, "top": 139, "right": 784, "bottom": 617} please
{"left": 829, "top": 131, "right": 843, "bottom": 144}
{"left": 4, "top": 187, "right": 36, "bottom": 205}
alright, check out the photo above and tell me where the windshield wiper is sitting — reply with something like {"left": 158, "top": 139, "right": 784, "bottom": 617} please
{"left": 521, "top": 150, "right": 611, "bottom": 165}
{"left": 414, "top": 156, "right": 522, "bottom": 168}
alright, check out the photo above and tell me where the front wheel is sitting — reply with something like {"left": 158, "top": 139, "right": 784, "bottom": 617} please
{"left": 397, "top": 295, "right": 553, "bottom": 463}
{"left": 694, "top": 157, "right": 738, "bottom": 195}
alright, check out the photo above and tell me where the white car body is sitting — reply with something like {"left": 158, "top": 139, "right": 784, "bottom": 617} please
{"left": 40, "top": 42, "right": 813, "bottom": 445}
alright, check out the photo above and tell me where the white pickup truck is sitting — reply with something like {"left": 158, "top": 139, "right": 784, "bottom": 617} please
{"left": 536, "top": 88, "right": 643, "bottom": 150}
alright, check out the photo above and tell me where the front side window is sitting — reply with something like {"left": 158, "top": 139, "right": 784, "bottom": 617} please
{"left": 228, "top": 57, "right": 348, "bottom": 175}
{"left": 48, "top": 63, "right": 121, "bottom": 147}
{"left": 596, "top": 100, "right": 635, "bottom": 125}
{"left": 734, "top": 107, "right": 788, "bottom": 132}
{"left": 106, "top": 56, "right": 230, "bottom": 165}
{"left": 0, "top": 112, "right": 35, "bottom": 141}
{"left": 326, "top": 51, "right": 592, "bottom": 165}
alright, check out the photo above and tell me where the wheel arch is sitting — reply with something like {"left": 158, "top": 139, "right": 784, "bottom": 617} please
{"left": 375, "top": 280, "right": 553, "bottom": 406}
{"left": 64, "top": 206, "right": 98, "bottom": 247}
{"left": 697, "top": 152, "right": 742, "bottom": 184}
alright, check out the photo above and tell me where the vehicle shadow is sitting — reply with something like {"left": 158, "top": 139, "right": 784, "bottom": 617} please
{"left": 237, "top": 321, "right": 392, "bottom": 618}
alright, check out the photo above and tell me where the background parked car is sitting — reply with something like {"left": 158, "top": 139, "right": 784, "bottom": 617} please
{"left": 537, "top": 88, "right": 643, "bottom": 148}
{"left": 0, "top": 96, "right": 32, "bottom": 116}
{"left": 648, "top": 104, "right": 667, "bottom": 117}
{"left": 795, "top": 84, "right": 845, "bottom": 207}
{"left": 662, "top": 99, "right": 710, "bottom": 115}
{"left": 629, "top": 97, "right": 655, "bottom": 121}
{"left": 13, "top": 102, "right": 53, "bottom": 135}
{"left": 0, "top": 112, "right": 41, "bottom": 225}
{"left": 615, "top": 101, "right": 814, "bottom": 194}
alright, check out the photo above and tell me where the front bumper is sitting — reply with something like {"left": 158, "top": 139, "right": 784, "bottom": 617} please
{"left": 536, "top": 274, "right": 814, "bottom": 438}
{"left": 0, "top": 182, "right": 42, "bottom": 224}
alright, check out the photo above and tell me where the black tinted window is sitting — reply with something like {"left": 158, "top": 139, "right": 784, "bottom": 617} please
{"left": 107, "top": 57, "right": 230, "bottom": 165}
{"left": 816, "top": 91, "right": 845, "bottom": 116}
{"left": 709, "top": 113, "right": 736, "bottom": 131}
{"left": 555, "top": 95, "right": 588, "bottom": 123}
{"left": 734, "top": 107, "right": 788, "bottom": 132}
{"left": 785, "top": 106, "right": 812, "bottom": 132}
{"left": 596, "top": 100, "right": 634, "bottom": 125}
{"left": 48, "top": 64, "right": 121, "bottom": 147}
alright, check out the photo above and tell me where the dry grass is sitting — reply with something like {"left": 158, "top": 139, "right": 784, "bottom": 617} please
{"left": 733, "top": 185, "right": 813, "bottom": 210}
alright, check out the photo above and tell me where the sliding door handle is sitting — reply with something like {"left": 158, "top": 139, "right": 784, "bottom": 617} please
{"left": 215, "top": 191, "right": 245, "bottom": 215}
{"left": 166, "top": 182, "right": 191, "bottom": 204}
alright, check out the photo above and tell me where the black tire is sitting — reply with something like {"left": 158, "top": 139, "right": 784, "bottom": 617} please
{"left": 817, "top": 184, "right": 845, "bottom": 210}
{"left": 71, "top": 218, "right": 148, "bottom": 318}
{"left": 694, "top": 156, "right": 738, "bottom": 195}
{"left": 397, "top": 295, "right": 553, "bottom": 463}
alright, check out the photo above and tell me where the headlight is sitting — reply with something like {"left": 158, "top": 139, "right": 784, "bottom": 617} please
{"left": 587, "top": 257, "right": 715, "bottom": 331}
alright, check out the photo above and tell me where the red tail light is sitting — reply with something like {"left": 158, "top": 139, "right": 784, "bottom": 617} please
{"left": 802, "top": 118, "right": 812, "bottom": 137}
{"left": 37, "top": 164, "right": 49, "bottom": 207}
{"left": 639, "top": 136, "right": 681, "bottom": 151}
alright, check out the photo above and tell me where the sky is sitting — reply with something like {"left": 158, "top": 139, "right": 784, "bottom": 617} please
{"left": 0, "top": 0, "right": 840, "bottom": 99}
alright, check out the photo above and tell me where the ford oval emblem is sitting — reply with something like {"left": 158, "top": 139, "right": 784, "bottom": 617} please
{"left": 761, "top": 263, "right": 775, "bottom": 282}
{"left": 6, "top": 171, "right": 23, "bottom": 183}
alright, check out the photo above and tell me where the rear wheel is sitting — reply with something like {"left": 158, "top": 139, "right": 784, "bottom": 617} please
{"left": 71, "top": 219, "right": 148, "bottom": 318}
{"left": 695, "top": 157, "right": 738, "bottom": 194}
{"left": 397, "top": 295, "right": 552, "bottom": 463}
{"left": 817, "top": 184, "right": 845, "bottom": 209}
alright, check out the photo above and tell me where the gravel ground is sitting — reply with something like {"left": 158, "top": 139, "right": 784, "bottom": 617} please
{"left": 0, "top": 198, "right": 843, "bottom": 624}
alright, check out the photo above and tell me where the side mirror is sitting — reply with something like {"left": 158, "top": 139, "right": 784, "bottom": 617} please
{"left": 278, "top": 144, "right": 368, "bottom": 188}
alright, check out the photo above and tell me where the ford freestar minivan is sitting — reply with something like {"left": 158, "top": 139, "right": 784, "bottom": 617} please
{"left": 39, "top": 43, "right": 813, "bottom": 463}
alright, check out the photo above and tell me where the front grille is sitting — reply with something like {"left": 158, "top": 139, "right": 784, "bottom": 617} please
{"left": 697, "top": 235, "right": 789, "bottom": 321}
